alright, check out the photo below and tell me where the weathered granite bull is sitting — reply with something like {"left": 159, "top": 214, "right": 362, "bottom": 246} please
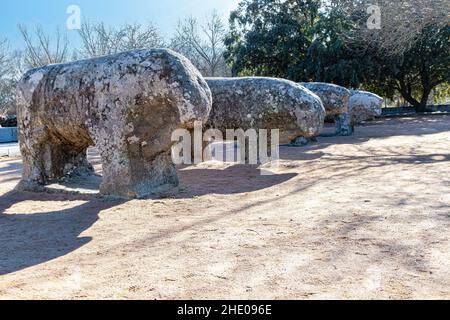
{"left": 301, "top": 82, "right": 353, "bottom": 136}
{"left": 16, "top": 49, "right": 212, "bottom": 198}
{"left": 349, "top": 90, "right": 383, "bottom": 124}
{"left": 204, "top": 77, "right": 325, "bottom": 146}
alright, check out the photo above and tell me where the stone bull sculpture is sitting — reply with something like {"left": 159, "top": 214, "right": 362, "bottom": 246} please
{"left": 16, "top": 49, "right": 212, "bottom": 198}
{"left": 204, "top": 77, "right": 325, "bottom": 145}
{"left": 349, "top": 90, "right": 383, "bottom": 124}
{"left": 301, "top": 82, "right": 353, "bottom": 136}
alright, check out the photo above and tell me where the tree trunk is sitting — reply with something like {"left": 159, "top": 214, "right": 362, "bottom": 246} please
{"left": 414, "top": 101, "right": 428, "bottom": 113}
{"left": 415, "top": 88, "right": 432, "bottom": 113}
{"left": 397, "top": 77, "right": 431, "bottom": 113}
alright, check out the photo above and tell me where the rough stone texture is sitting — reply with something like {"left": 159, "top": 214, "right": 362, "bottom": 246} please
{"left": 205, "top": 77, "right": 325, "bottom": 144}
{"left": 16, "top": 49, "right": 212, "bottom": 198}
{"left": 333, "top": 113, "right": 353, "bottom": 136}
{"left": 301, "top": 82, "right": 353, "bottom": 136}
{"left": 349, "top": 90, "right": 383, "bottom": 124}
{"left": 301, "top": 82, "right": 349, "bottom": 116}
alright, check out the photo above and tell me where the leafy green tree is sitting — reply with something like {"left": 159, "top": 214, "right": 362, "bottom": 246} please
{"left": 434, "top": 83, "right": 450, "bottom": 104}
{"left": 225, "top": 0, "right": 379, "bottom": 85}
{"left": 226, "top": 0, "right": 450, "bottom": 112}
{"left": 368, "top": 24, "right": 450, "bottom": 112}
{"left": 225, "top": 0, "right": 321, "bottom": 80}
{"left": 302, "top": 4, "right": 375, "bottom": 87}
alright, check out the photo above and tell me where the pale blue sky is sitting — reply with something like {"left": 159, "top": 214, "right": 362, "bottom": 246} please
{"left": 0, "top": 0, "right": 240, "bottom": 49}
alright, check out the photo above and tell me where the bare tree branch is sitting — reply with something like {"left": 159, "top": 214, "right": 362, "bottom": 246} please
{"left": 331, "top": 0, "right": 450, "bottom": 56}
{"left": 0, "top": 39, "right": 12, "bottom": 78}
{"left": 18, "top": 24, "right": 69, "bottom": 68}
{"left": 170, "top": 11, "right": 230, "bottom": 76}
{"left": 77, "top": 21, "right": 165, "bottom": 58}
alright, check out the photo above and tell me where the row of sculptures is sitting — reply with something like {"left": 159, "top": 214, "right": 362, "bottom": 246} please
{"left": 15, "top": 49, "right": 383, "bottom": 198}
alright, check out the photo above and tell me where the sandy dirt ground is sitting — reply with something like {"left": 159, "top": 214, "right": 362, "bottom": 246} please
{"left": 0, "top": 115, "right": 449, "bottom": 300}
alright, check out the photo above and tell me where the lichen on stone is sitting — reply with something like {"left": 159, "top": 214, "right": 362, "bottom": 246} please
{"left": 205, "top": 77, "right": 325, "bottom": 144}
{"left": 15, "top": 49, "right": 212, "bottom": 199}
{"left": 349, "top": 90, "right": 383, "bottom": 124}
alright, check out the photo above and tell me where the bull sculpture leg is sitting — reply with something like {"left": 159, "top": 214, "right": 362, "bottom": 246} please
{"left": 17, "top": 126, "right": 93, "bottom": 192}
{"left": 334, "top": 113, "right": 354, "bottom": 136}
{"left": 96, "top": 141, "right": 178, "bottom": 199}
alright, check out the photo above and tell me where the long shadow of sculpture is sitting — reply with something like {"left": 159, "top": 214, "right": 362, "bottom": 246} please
{"left": 175, "top": 164, "right": 297, "bottom": 198}
{"left": 0, "top": 163, "right": 296, "bottom": 275}
{"left": 0, "top": 191, "right": 124, "bottom": 275}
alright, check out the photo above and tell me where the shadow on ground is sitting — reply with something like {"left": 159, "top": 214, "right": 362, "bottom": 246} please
{"left": 0, "top": 114, "right": 448, "bottom": 280}
{"left": 0, "top": 191, "right": 125, "bottom": 275}
{"left": 0, "top": 164, "right": 297, "bottom": 275}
